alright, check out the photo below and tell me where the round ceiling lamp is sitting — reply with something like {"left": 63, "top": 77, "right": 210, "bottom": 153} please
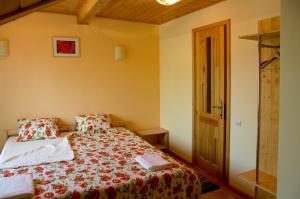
{"left": 156, "top": 0, "right": 181, "bottom": 6}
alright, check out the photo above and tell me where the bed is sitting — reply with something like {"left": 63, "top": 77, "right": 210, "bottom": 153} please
{"left": 0, "top": 127, "right": 201, "bottom": 199}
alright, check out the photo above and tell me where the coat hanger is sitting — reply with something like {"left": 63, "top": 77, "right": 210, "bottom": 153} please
{"left": 260, "top": 57, "right": 279, "bottom": 69}
{"left": 260, "top": 46, "right": 280, "bottom": 69}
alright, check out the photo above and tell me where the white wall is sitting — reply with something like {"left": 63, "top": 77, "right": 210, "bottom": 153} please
{"left": 277, "top": 0, "right": 300, "bottom": 198}
{"left": 160, "top": 0, "right": 280, "bottom": 194}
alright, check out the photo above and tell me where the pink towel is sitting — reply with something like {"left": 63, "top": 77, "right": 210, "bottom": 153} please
{"left": 135, "top": 153, "right": 170, "bottom": 171}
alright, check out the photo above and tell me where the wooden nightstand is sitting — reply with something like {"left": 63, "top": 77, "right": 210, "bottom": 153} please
{"left": 111, "top": 120, "right": 127, "bottom": 128}
{"left": 136, "top": 128, "right": 169, "bottom": 151}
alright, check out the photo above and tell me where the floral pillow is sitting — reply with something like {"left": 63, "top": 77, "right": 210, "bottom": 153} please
{"left": 75, "top": 114, "right": 112, "bottom": 135}
{"left": 17, "top": 118, "right": 60, "bottom": 142}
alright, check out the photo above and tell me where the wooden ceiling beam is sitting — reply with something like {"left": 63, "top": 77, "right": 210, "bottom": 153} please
{"left": 0, "top": 0, "right": 64, "bottom": 25}
{"left": 77, "top": 0, "right": 111, "bottom": 24}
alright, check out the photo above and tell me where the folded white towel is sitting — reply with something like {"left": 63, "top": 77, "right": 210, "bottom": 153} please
{"left": 0, "top": 175, "right": 33, "bottom": 199}
{"left": 0, "top": 136, "right": 74, "bottom": 169}
{"left": 135, "top": 153, "right": 170, "bottom": 171}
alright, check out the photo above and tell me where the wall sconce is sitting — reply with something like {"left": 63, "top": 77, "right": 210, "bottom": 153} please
{"left": 115, "top": 45, "right": 125, "bottom": 61}
{"left": 0, "top": 40, "right": 9, "bottom": 57}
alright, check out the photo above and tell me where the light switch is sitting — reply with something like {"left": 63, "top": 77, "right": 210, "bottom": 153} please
{"left": 236, "top": 119, "right": 242, "bottom": 126}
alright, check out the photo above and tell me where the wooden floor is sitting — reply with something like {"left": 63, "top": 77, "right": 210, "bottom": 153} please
{"left": 198, "top": 168, "right": 250, "bottom": 199}
{"left": 201, "top": 182, "right": 249, "bottom": 199}
{"left": 202, "top": 189, "right": 245, "bottom": 199}
{"left": 167, "top": 152, "right": 252, "bottom": 199}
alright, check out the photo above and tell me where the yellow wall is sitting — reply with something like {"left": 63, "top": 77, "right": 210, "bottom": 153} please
{"left": 0, "top": 12, "right": 160, "bottom": 147}
{"left": 278, "top": 0, "right": 300, "bottom": 198}
{"left": 159, "top": 0, "right": 280, "bottom": 195}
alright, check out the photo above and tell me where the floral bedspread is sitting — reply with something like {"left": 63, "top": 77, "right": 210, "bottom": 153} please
{"left": 0, "top": 128, "right": 201, "bottom": 199}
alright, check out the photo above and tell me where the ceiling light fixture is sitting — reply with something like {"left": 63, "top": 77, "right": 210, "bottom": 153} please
{"left": 156, "top": 0, "right": 181, "bottom": 6}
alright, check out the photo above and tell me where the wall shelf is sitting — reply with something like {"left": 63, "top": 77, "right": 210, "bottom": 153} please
{"left": 239, "top": 169, "right": 277, "bottom": 196}
{"left": 239, "top": 30, "right": 280, "bottom": 41}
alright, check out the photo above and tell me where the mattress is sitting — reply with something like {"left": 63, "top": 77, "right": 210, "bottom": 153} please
{"left": 0, "top": 128, "right": 201, "bottom": 199}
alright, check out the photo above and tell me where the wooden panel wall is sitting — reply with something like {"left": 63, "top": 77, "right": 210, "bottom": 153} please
{"left": 258, "top": 16, "right": 280, "bottom": 177}
{"left": 257, "top": 16, "right": 280, "bottom": 199}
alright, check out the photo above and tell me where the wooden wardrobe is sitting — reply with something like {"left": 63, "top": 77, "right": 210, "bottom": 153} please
{"left": 239, "top": 16, "right": 280, "bottom": 199}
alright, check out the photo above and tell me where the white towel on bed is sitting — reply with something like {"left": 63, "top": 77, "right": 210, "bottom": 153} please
{"left": 0, "top": 175, "right": 33, "bottom": 199}
{"left": 0, "top": 136, "right": 74, "bottom": 169}
{"left": 135, "top": 153, "right": 170, "bottom": 171}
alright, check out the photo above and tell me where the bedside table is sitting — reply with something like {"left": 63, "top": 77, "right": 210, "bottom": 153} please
{"left": 111, "top": 120, "right": 127, "bottom": 128}
{"left": 136, "top": 128, "right": 169, "bottom": 151}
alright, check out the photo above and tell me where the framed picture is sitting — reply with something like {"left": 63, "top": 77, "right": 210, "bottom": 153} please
{"left": 53, "top": 37, "right": 80, "bottom": 57}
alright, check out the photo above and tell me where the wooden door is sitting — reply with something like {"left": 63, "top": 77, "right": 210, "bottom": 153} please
{"left": 193, "top": 23, "right": 227, "bottom": 180}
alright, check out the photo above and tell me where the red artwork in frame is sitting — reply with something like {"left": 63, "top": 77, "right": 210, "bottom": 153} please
{"left": 53, "top": 37, "right": 80, "bottom": 57}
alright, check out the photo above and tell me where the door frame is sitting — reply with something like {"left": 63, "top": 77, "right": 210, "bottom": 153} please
{"left": 192, "top": 19, "right": 231, "bottom": 183}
